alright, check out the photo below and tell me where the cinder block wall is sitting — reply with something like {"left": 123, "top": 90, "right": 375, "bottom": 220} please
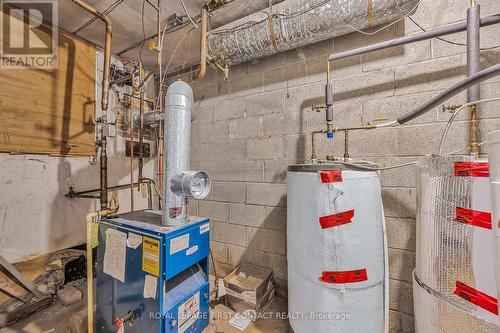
{"left": 170, "top": 1, "right": 500, "bottom": 331}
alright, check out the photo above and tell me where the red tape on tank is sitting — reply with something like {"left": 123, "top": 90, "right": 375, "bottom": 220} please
{"left": 454, "top": 207, "right": 492, "bottom": 230}
{"left": 319, "top": 170, "right": 343, "bottom": 183}
{"left": 454, "top": 162, "right": 489, "bottom": 177}
{"left": 319, "top": 209, "right": 355, "bottom": 229}
{"left": 320, "top": 269, "right": 368, "bottom": 284}
{"left": 454, "top": 281, "right": 498, "bottom": 315}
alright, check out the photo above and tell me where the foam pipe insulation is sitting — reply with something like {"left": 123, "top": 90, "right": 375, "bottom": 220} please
{"left": 208, "top": 0, "right": 420, "bottom": 66}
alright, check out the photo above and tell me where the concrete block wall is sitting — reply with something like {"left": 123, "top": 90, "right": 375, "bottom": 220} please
{"left": 170, "top": 1, "right": 500, "bottom": 331}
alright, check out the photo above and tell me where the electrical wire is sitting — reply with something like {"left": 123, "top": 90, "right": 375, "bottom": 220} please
{"left": 211, "top": 0, "right": 333, "bottom": 35}
{"left": 375, "top": 120, "right": 398, "bottom": 128}
{"left": 317, "top": 159, "right": 418, "bottom": 171}
{"left": 180, "top": 0, "right": 199, "bottom": 28}
{"left": 407, "top": 15, "right": 500, "bottom": 51}
{"left": 346, "top": 0, "right": 422, "bottom": 36}
{"left": 209, "top": 249, "right": 219, "bottom": 300}
{"left": 445, "top": 141, "right": 487, "bottom": 155}
{"left": 437, "top": 97, "right": 500, "bottom": 155}
{"left": 72, "top": 0, "right": 124, "bottom": 34}
{"left": 139, "top": 0, "right": 147, "bottom": 65}
{"left": 154, "top": 27, "right": 196, "bottom": 111}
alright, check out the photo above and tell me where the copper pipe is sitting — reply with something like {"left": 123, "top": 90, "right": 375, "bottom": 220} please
{"left": 310, "top": 125, "right": 376, "bottom": 161}
{"left": 72, "top": 0, "right": 112, "bottom": 112}
{"left": 311, "top": 132, "right": 316, "bottom": 160}
{"left": 470, "top": 104, "right": 480, "bottom": 153}
{"left": 129, "top": 106, "right": 135, "bottom": 212}
{"left": 71, "top": 0, "right": 112, "bottom": 210}
{"left": 344, "top": 129, "right": 349, "bottom": 159}
{"left": 138, "top": 90, "right": 145, "bottom": 183}
{"left": 192, "top": 7, "right": 209, "bottom": 81}
{"left": 311, "top": 130, "right": 326, "bottom": 161}
{"left": 334, "top": 125, "right": 376, "bottom": 131}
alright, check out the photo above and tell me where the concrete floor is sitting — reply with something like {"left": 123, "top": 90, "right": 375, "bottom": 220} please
{"left": 0, "top": 295, "right": 290, "bottom": 333}
{"left": 210, "top": 298, "right": 292, "bottom": 333}
{"left": 1, "top": 269, "right": 291, "bottom": 333}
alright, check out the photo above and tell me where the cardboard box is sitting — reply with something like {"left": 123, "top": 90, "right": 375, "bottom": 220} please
{"left": 226, "top": 286, "right": 275, "bottom": 319}
{"left": 223, "top": 263, "right": 275, "bottom": 317}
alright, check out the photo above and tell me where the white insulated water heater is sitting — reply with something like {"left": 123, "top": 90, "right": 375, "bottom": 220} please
{"left": 287, "top": 164, "right": 386, "bottom": 333}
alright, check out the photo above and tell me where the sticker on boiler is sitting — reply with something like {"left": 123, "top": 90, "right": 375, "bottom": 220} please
{"left": 200, "top": 223, "right": 210, "bottom": 234}
{"left": 103, "top": 228, "right": 127, "bottom": 283}
{"left": 186, "top": 245, "right": 198, "bottom": 256}
{"left": 142, "top": 237, "right": 160, "bottom": 277}
{"left": 170, "top": 234, "right": 189, "bottom": 255}
{"left": 178, "top": 292, "right": 200, "bottom": 333}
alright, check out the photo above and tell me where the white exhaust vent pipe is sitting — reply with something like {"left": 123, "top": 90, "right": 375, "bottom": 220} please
{"left": 162, "top": 81, "right": 211, "bottom": 226}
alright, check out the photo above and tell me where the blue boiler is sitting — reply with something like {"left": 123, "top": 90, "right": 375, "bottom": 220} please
{"left": 95, "top": 210, "right": 210, "bottom": 333}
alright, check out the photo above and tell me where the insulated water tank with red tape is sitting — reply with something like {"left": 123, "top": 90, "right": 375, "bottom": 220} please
{"left": 287, "top": 163, "right": 385, "bottom": 333}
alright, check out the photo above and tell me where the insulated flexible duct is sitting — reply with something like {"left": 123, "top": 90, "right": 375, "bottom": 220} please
{"left": 208, "top": 0, "right": 420, "bottom": 66}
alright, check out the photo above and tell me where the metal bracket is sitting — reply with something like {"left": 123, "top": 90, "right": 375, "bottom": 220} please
{"left": 0, "top": 255, "right": 43, "bottom": 301}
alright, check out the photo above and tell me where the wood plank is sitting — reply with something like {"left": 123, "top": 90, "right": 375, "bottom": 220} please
{"left": 0, "top": 271, "right": 30, "bottom": 303}
{"left": 0, "top": 9, "right": 96, "bottom": 156}
{"left": 0, "top": 296, "right": 52, "bottom": 328}
{"left": 0, "top": 255, "right": 50, "bottom": 305}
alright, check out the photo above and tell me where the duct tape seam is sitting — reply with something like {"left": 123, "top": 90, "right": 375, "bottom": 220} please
{"left": 319, "top": 170, "right": 343, "bottom": 183}
{"left": 367, "top": 0, "right": 374, "bottom": 27}
{"left": 267, "top": 2, "right": 279, "bottom": 52}
{"left": 453, "top": 207, "right": 493, "bottom": 230}
{"left": 454, "top": 161, "right": 490, "bottom": 177}
{"left": 319, "top": 269, "right": 368, "bottom": 284}
{"left": 454, "top": 281, "right": 499, "bottom": 315}
{"left": 319, "top": 209, "right": 355, "bottom": 229}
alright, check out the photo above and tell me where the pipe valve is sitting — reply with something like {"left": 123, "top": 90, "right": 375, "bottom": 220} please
{"left": 325, "top": 82, "right": 334, "bottom": 139}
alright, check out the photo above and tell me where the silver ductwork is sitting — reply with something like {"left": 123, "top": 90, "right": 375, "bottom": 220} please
{"left": 162, "top": 81, "right": 211, "bottom": 226}
{"left": 208, "top": 0, "right": 420, "bottom": 66}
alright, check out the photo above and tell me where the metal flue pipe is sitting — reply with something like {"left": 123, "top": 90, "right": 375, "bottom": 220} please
{"left": 162, "top": 81, "right": 211, "bottom": 226}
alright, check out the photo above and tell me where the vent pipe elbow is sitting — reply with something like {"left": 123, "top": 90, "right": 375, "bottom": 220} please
{"left": 162, "top": 81, "right": 211, "bottom": 226}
